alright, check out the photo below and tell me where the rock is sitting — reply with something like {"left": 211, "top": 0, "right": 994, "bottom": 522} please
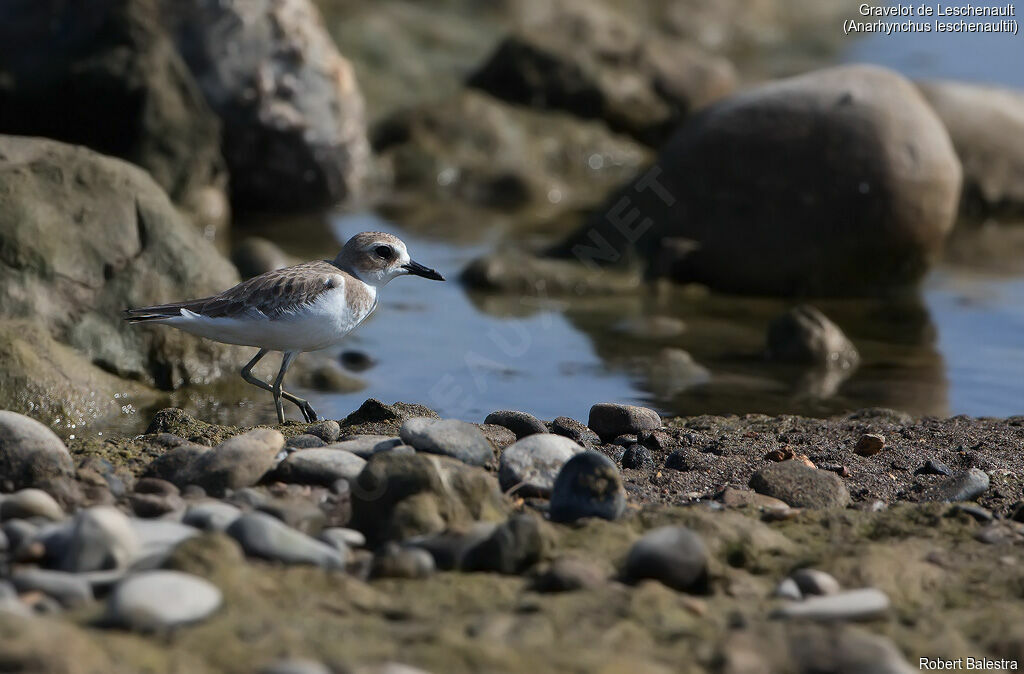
{"left": 462, "top": 514, "right": 546, "bottom": 574}
{"left": 0, "top": 137, "right": 241, "bottom": 426}
{"left": 550, "top": 417, "right": 600, "bottom": 445}
{"left": 340, "top": 350, "right": 376, "bottom": 372}
{"left": 549, "top": 451, "right": 627, "bottom": 523}
{"left": 718, "top": 487, "right": 791, "bottom": 511}
{"left": 59, "top": 506, "right": 141, "bottom": 572}
{"left": 2, "top": 519, "right": 37, "bottom": 553}
{"left": 349, "top": 452, "right": 507, "bottom": 545}
{"left": 587, "top": 403, "right": 661, "bottom": 440}
{"left": 0, "top": 412, "right": 74, "bottom": 492}
{"left": 128, "top": 478, "right": 185, "bottom": 518}
{"left": 498, "top": 434, "right": 585, "bottom": 497}
{"left": 231, "top": 237, "right": 292, "bottom": 279}
{"left": 478, "top": 424, "right": 518, "bottom": 452}
{"left": 183, "top": 501, "right": 242, "bottom": 533}
{"left": 620, "top": 445, "right": 655, "bottom": 470}
{"left": 775, "top": 577, "right": 802, "bottom": 601}
{"left": 468, "top": 2, "right": 735, "bottom": 145}
{"left": 161, "top": 0, "right": 369, "bottom": 210}
{"left": 612, "top": 435, "right": 638, "bottom": 448}
{"left": 484, "top": 410, "right": 549, "bottom": 439}
{"left": 623, "top": 526, "right": 708, "bottom": 592}
{"left": 275, "top": 449, "right": 367, "bottom": 487}
{"left": 373, "top": 90, "right": 650, "bottom": 226}
{"left": 182, "top": 429, "right": 285, "bottom": 496}
{"left": 749, "top": 461, "right": 851, "bottom": 510}
{"left": 319, "top": 527, "right": 364, "bottom": 550}
{"left": 340, "top": 399, "right": 440, "bottom": 436}
{"left": 0, "top": 488, "right": 64, "bottom": 521}
{"left": 924, "top": 469, "right": 990, "bottom": 503}
{"left": 854, "top": 433, "right": 886, "bottom": 456}
{"left": 403, "top": 524, "right": 498, "bottom": 571}
{"left": 646, "top": 348, "right": 711, "bottom": 398}
{"left": 399, "top": 418, "right": 493, "bottom": 467}
{"left": 664, "top": 448, "right": 713, "bottom": 472}
{"left": 286, "top": 434, "right": 327, "bottom": 450}
{"left": 307, "top": 420, "right": 342, "bottom": 444}
{"left": 917, "top": 459, "right": 953, "bottom": 476}
{"left": 106, "top": 570, "right": 221, "bottom": 631}
{"left": 613, "top": 316, "right": 687, "bottom": 339}
{"left": 261, "top": 659, "right": 333, "bottom": 674}
{"left": 0, "top": 0, "right": 227, "bottom": 226}
{"left": 530, "top": 556, "right": 607, "bottom": 593}
{"left": 766, "top": 306, "right": 859, "bottom": 369}
{"left": 555, "top": 65, "right": 962, "bottom": 295}
{"left": 327, "top": 435, "right": 404, "bottom": 459}
{"left": 257, "top": 495, "right": 326, "bottom": 535}
{"left": 918, "top": 80, "right": 1024, "bottom": 215}
{"left": 790, "top": 569, "right": 841, "bottom": 596}
{"left": 131, "top": 519, "right": 199, "bottom": 568}
{"left": 226, "top": 512, "right": 344, "bottom": 568}
{"left": 11, "top": 568, "right": 93, "bottom": 608}
{"left": 788, "top": 624, "right": 916, "bottom": 673}
{"left": 371, "top": 543, "right": 435, "bottom": 579}
{"left": 951, "top": 504, "right": 993, "bottom": 522}
{"left": 772, "top": 588, "right": 890, "bottom": 621}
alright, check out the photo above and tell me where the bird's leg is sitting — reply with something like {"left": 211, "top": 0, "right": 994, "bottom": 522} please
{"left": 241, "top": 349, "right": 318, "bottom": 422}
{"left": 272, "top": 351, "right": 300, "bottom": 424}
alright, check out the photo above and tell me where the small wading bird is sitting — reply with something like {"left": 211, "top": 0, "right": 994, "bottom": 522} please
{"left": 125, "top": 232, "right": 444, "bottom": 423}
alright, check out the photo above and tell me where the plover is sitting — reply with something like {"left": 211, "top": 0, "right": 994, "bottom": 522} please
{"left": 125, "top": 232, "right": 444, "bottom": 423}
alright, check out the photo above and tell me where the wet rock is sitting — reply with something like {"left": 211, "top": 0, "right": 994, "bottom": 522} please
{"left": 918, "top": 80, "right": 1024, "bottom": 215}
{"left": 400, "top": 418, "right": 493, "bottom": 467}
{"left": 286, "top": 434, "right": 327, "bottom": 450}
{"left": 530, "top": 556, "right": 607, "bottom": 593}
{"left": 183, "top": 501, "right": 242, "bottom": 533}
{"left": 587, "top": 403, "right": 661, "bottom": 440}
{"left": 11, "top": 568, "right": 93, "bottom": 608}
{"left": 772, "top": 588, "right": 890, "bottom": 621}
{"left": 161, "top": 0, "right": 369, "bottom": 209}
{"left": 749, "top": 461, "right": 851, "bottom": 510}
{"left": 468, "top": 3, "right": 735, "bottom": 145}
{"left": 261, "top": 659, "right": 332, "bottom": 674}
{"left": 58, "top": 506, "right": 140, "bottom": 572}
{"left": 917, "top": 459, "right": 953, "bottom": 476}
{"left": 620, "top": 445, "right": 655, "bottom": 470}
{"left": 924, "top": 468, "right": 990, "bottom": 503}
{"left": 349, "top": 452, "right": 507, "bottom": 545}
{"left": 556, "top": 65, "right": 962, "bottom": 295}
{"left": 790, "top": 569, "right": 841, "bottom": 597}
{"left": 371, "top": 543, "right": 435, "bottom": 580}
{"left": 226, "top": 512, "right": 344, "bottom": 568}
{"left": 231, "top": 237, "right": 292, "bottom": 279}
{"left": 498, "top": 435, "right": 585, "bottom": 497}
{"left": 106, "top": 570, "right": 221, "bottom": 631}
{"left": 462, "top": 514, "right": 546, "bottom": 574}
{"left": 340, "top": 350, "right": 376, "bottom": 372}
{"left": 854, "top": 433, "right": 886, "bottom": 456}
{"left": 974, "top": 521, "right": 1024, "bottom": 545}
{"left": 0, "top": 137, "right": 241, "bottom": 425}
{"left": 766, "top": 306, "right": 859, "bottom": 369}
{"left": 549, "top": 451, "right": 627, "bottom": 523}
{"left": 623, "top": 526, "right": 708, "bottom": 592}
{"left": 484, "top": 410, "right": 549, "bottom": 439}
{"left": 0, "top": 489, "right": 64, "bottom": 522}
{"left": 0, "top": 0, "right": 226, "bottom": 225}
{"left": 328, "top": 435, "right": 404, "bottom": 459}
{"left": 275, "top": 449, "right": 367, "bottom": 486}
{"left": 181, "top": 429, "right": 285, "bottom": 496}
{"left": 550, "top": 417, "right": 600, "bottom": 446}
{"left": 0, "top": 412, "right": 74, "bottom": 492}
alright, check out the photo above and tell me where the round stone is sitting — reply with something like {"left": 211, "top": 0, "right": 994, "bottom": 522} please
{"left": 106, "top": 570, "right": 221, "bottom": 631}
{"left": 275, "top": 448, "right": 367, "bottom": 486}
{"left": 0, "top": 488, "right": 64, "bottom": 521}
{"left": 183, "top": 501, "right": 242, "bottom": 532}
{"left": 749, "top": 461, "right": 851, "bottom": 509}
{"left": 484, "top": 410, "right": 548, "bottom": 439}
{"left": 498, "top": 434, "right": 584, "bottom": 497}
{"left": 59, "top": 506, "right": 141, "bottom": 572}
{"left": 854, "top": 433, "right": 885, "bottom": 456}
{"left": 620, "top": 445, "right": 654, "bottom": 470}
{"left": 550, "top": 416, "right": 600, "bottom": 445}
{"left": 587, "top": 403, "right": 661, "bottom": 440}
{"left": 0, "top": 411, "right": 74, "bottom": 490}
{"left": 226, "top": 512, "right": 344, "bottom": 568}
{"left": 624, "top": 526, "right": 708, "bottom": 592}
{"left": 549, "top": 451, "right": 627, "bottom": 523}
{"left": 399, "top": 417, "right": 493, "bottom": 466}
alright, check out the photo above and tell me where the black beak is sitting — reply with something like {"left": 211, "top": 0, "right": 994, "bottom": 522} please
{"left": 403, "top": 260, "right": 445, "bottom": 281}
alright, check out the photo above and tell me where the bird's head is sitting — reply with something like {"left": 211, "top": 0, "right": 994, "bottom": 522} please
{"left": 335, "top": 231, "right": 445, "bottom": 286}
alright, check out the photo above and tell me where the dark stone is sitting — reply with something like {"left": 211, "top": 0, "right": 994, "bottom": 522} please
{"left": 916, "top": 459, "right": 953, "bottom": 476}
{"left": 340, "top": 350, "right": 376, "bottom": 372}
{"left": 587, "top": 403, "right": 661, "bottom": 440}
{"left": 924, "top": 469, "right": 990, "bottom": 503}
{"left": 484, "top": 410, "right": 549, "bottom": 439}
{"left": 749, "top": 461, "right": 851, "bottom": 509}
{"left": 285, "top": 434, "right": 326, "bottom": 449}
{"left": 624, "top": 526, "right": 708, "bottom": 592}
{"left": 462, "top": 514, "right": 545, "bottom": 575}
{"left": 226, "top": 512, "right": 343, "bottom": 568}
{"left": 550, "top": 416, "right": 600, "bottom": 445}
{"left": 549, "top": 451, "right": 627, "bottom": 523}
{"left": 0, "top": 412, "right": 74, "bottom": 491}
{"left": 620, "top": 445, "right": 655, "bottom": 470}
{"left": 370, "top": 542, "right": 435, "bottom": 579}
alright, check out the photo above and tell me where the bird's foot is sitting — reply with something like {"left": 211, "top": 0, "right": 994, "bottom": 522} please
{"left": 299, "top": 401, "right": 319, "bottom": 423}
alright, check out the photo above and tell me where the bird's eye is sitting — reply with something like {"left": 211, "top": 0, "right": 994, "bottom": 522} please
{"left": 375, "top": 245, "right": 393, "bottom": 260}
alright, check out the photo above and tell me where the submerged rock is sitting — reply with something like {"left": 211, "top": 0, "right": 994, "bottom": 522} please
{"left": 161, "top": 0, "right": 369, "bottom": 210}
{"left": 554, "top": 65, "right": 962, "bottom": 296}
{"left": 766, "top": 305, "right": 859, "bottom": 369}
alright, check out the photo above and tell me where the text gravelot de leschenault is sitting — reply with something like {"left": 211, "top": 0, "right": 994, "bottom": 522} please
{"left": 846, "top": 3, "right": 1019, "bottom": 34}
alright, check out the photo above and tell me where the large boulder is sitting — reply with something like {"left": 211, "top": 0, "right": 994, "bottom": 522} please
{"left": 917, "top": 80, "right": 1024, "bottom": 217}
{"left": 0, "top": 136, "right": 242, "bottom": 426}
{"left": 554, "top": 65, "right": 963, "bottom": 296}
{"left": 468, "top": 1, "right": 736, "bottom": 146}
{"left": 0, "top": 0, "right": 228, "bottom": 231}
{"left": 160, "top": 0, "right": 370, "bottom": 210}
